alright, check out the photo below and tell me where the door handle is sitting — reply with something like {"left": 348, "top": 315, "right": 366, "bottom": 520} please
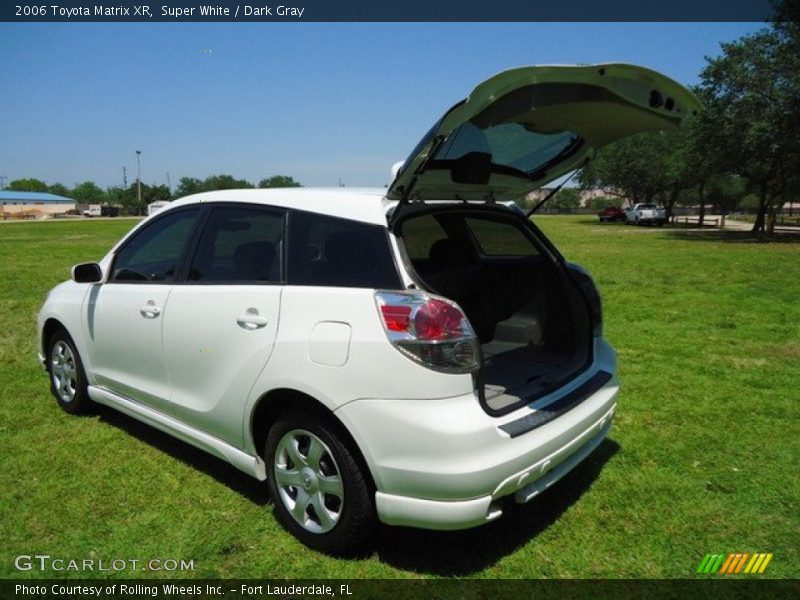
{"left": 140, "top": 301, "right": 162, "bottom": 319}
{"left": 236, "top": 308, "right": 268, "bottom": 330}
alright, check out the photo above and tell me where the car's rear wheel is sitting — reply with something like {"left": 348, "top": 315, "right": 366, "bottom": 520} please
{"left": 265, "top": 411, "right": 374, "bottom": 554}
{"left": 47, "top": 329, "right": 92, "bottom": 414}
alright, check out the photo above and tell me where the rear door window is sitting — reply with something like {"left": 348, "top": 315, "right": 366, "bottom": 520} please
{"left": 287, "top": 211, "right": 401, "bottom": 289}
{"left": 187, "top": 205, "right": 284, "bottom": 283}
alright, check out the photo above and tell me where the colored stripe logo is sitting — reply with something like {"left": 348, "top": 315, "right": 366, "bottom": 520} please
{"left": 696, "top": 552, "right": 773, "bottom": 574}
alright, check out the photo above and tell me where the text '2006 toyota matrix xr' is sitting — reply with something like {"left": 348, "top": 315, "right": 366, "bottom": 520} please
{"left": 38, "top": 64, "right": 700, "bottom": 553}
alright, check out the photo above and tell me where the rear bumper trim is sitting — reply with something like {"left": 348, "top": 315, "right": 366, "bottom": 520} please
{"left": 499, "top": 370, "right": 612, "bottom": 438}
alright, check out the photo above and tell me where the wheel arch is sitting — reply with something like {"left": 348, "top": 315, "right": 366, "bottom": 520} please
{"left": 249, "top": 388, "right": 378, "bottom": 493}
{"left": 42, "top": 317, "right": 68, "bottom": 358}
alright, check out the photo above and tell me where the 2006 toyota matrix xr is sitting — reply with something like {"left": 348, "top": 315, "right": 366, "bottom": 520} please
{"left": 38, "top": 64, "right": 700, "bottom": 553}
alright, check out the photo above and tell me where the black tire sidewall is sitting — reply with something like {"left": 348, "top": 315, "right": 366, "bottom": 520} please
{"left": 265, "top": 411, "right": 374, "bottom": 555}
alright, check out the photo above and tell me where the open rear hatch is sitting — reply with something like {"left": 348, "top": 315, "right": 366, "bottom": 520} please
{"left": 389, "top": 64, "right": 700, "bottom": 414}
{"left": 387, "top": 63, "right": 701, "bottom": 221}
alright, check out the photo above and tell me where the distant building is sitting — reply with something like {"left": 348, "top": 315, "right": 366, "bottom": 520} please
{"left": 0, "top": 190, "right": 76, "bottom": 218}
{"left": 526, "top": 187, "right": 617, "bottom": 207}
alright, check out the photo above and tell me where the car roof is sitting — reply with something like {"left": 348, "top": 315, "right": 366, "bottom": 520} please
{"left": 167, "top": 187, "right": 394, "bottom": 226}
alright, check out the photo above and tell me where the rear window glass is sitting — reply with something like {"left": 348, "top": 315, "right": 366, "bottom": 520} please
{"left": 287, "top": 211, "right": 401, "bottom": 289}
{"left": 464, "top": 217, "right": 539, "bottom": 257}
{"left": 436, "top": 122, "right": 581, "bottom": 177}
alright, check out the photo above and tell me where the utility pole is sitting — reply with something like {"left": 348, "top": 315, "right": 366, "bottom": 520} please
{"left": 0, "top": 176, "right": 6, "bottom": 190}
{"left": 122, "top": 166, "right": 127, "bottom": 187}
{"left": 166, "top": 171, "right": 171, "bottom": 194}
{"left": 135, "top": 150, "right": 142, "bottom": 209}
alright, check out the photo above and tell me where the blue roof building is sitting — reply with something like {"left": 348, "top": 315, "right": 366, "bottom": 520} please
{"left": 0, "top": 191, "right": 75, "bottom": 204}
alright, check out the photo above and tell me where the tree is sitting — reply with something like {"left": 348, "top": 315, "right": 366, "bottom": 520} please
{"left": 703, "top": 174, "right": 748, "bottom": 216}
{"left": 578, "top": 131, "right": 675, "bottom": 208}
{"left": 8, "top": 178, "right": 48, "bottom": 192}
{"left": 587, "top": 196, "right": 622, "bottom": 210}
{"left": 175, "top": 177, "right": 205, "bottom": 197}
{"left": 547, "top": 188, "right": 581, "bottom": 210}
{"left": 695, "top": 15, "right": 800, "bottom": 233}
{"left": 106, "top": 186, "right": 136, "bottom": 215}
{"left": 146, "top": 184, "right": 171, "bottom": 204}
{"left": 71, "top": 181, "right": 106, "bottom": 204}
{"left": 258, "top": 175, "right": 302, "bottom": 188}
{"left": 203, "top": 174, "right": 254, "bottom": 190}
{"left": 48, "top": 183, "right": 71, "bottom": 197}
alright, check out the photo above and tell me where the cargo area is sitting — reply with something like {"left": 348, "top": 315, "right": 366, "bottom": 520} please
{"left": 397, "top": 209, "right": 592, "bottom": 414}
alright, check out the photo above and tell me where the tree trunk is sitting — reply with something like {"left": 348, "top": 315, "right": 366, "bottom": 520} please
{"left": 767, "top": 202, "right": 776, "bottom": 234}
{"left": 698, "top": 181, "right": 705, "bottom": 227}
{"left": 752, "top": 181, "right": 768, "bottom": 233}
{"left": 665, "top": 185, "right": 679, "bottom": 222}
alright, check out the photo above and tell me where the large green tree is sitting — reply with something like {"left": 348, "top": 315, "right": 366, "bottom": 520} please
{"left": 47, "top": 183, "right": 71, "bottom": 197}
{"left": 106, "top": 186, "right": 136, "bottom": 215}
{"left": 578, "top": 131, "right": 675, "bottom": 209}
{"left": 695, "top": 17, "right": 800, "bottom": 232}
{"left": 174, "top": 174, "right": 255, "bottom": 196}
{"left": 8, "top": 178, "right": 48, "bottom": 192}
{"left": 175, "top": 177, "right": 205, "bottom": 197}
{"left": 258, "top": 175, "right": 302, "bottom": 188}
{"left": 547, "top": 188, "right": 582, "bottom": 210}
{"left": 202, "top": 174, "right": 254, "bottom": 190}
{"left": 71, "top": 181, "right": 106, "bottom": 204}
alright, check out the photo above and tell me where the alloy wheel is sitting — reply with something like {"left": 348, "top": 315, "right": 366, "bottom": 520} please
{"left": 273, "top": 429, "right": 345, "bottom": 534}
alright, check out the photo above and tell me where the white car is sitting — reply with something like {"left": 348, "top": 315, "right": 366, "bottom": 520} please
{"left": 625, "top": 202, "right": 667, "bottom": 226}
{"left": 37, "top": 64, "right": 699, "bottom": 553}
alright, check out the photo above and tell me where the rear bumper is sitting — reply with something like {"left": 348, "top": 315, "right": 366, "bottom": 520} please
{"left": 375, "top": 411, "right": 613, "bottom": 530}
{"left": 335, "top": 338, "right": 619, "bottom": 530}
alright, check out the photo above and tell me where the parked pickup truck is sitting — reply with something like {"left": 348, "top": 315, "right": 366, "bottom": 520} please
{"left": 82, "top": 205, "right": 119, "bottom": 218}
{"left": 625, "top": 203, "right": 666, "bottom": 226}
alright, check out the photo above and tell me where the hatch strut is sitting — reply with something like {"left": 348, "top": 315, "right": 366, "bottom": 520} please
{"left": 526, "top": 157, "right": 590, "bottom": 217}
{"left": 388, "top": 135, "right": 447, "bottom": 228}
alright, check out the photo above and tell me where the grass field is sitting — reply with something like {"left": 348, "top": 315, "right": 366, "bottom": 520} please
{"left": 0, "top": 217, "right": 797, "bottom": 579}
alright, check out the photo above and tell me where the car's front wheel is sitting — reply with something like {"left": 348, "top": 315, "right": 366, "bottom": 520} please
{"left": 265, "top": 411, "right": 374, "bottom": 554}
{"left": 47, "top": 329, "right": 92, "bottom": 414}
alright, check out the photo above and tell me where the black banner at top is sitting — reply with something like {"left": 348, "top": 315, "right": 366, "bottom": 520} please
{"left": 1, "top": 0, "right": 778, "bottom": 22}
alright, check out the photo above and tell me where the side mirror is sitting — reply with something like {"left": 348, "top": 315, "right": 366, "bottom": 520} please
{"left": 72, "top": 262, "right": 103, "bottom": 284}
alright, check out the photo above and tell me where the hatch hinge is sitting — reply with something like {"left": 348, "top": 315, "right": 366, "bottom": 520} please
{"left": 388, "top": 135, "right": 447, "bottom": 228}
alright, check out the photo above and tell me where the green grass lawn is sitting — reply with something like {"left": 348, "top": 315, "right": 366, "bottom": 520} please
{"left": 0, "top": 217, "right": 797, "bottom": 579}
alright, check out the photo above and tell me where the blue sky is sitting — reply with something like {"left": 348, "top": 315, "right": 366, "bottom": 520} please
{"left": 0, "top": 22, "right": 764, "bottom": 190}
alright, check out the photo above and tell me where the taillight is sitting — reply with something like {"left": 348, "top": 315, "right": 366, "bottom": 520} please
{"left": 375, "top": 291, "right": 480, "bottom": 373}
{"left": 380, "top": 304, "right": 412, "bottom": 332}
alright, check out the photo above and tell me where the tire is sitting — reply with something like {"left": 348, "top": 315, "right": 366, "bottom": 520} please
{"left": 47, "top": 329, "right": 92, "bottom": 414}
{"left": 265, "top": 410, "right": 374, "bottom": 555}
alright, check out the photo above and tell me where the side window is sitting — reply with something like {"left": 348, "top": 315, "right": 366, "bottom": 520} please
{"left": 400, "top": 214, "right": 450, "bottom": 261}
{"left": 187, "top": 205, "right": 284, "bottom": 283}
{"left": 287, "top": 211, "right": 401, "bottom": 289}
{"left": 112, "top": 208, "right": 200, "bottom": 282}
{"left": 464, "top": 217, "right": 539, "bottom": 257}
